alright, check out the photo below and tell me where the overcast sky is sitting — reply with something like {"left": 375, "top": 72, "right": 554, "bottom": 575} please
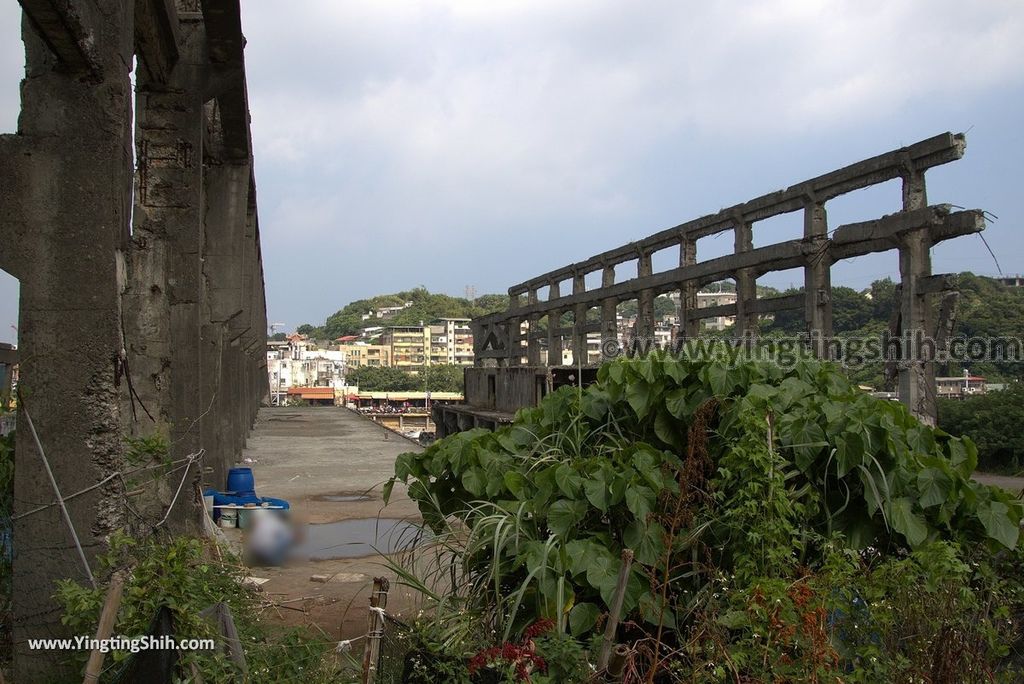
{"left": 2, "top": 0, "right": 1023, "bottom": 342}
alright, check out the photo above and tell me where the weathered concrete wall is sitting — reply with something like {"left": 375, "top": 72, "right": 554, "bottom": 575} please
{"left": 465, "top": 366, "right": 549, "bottom": 414}
{"left": 0, "top": 1, "right": 268, "bottom": 679}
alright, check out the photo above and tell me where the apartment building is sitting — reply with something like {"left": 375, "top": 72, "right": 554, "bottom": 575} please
{"left": 382, "top": 318, "right": 475, "bottom": 371}
{"left": 430, "top": 318, "right": 474, "bottom": 365}
{"left": 335, "top": 343, "right": 391, "bottom": 368}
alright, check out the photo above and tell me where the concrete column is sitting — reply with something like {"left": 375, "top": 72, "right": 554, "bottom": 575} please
{"left": 636, "top": 251, "right": 655, "bottom": 343}
{"left": 678, "top": 238, "right": 699, "bottom": 339}
{"left": 598, "top": 299, "right": 615, "bottom": 351}
{"left": 507, "top": 318, "right": 523, "bottom": 366}
{"left": 733, "top": 218, "right": 757, "bottom": 341}
{"left": 803, "top": 201, "right": 833, "bottom": 357}
{"left": 899, "top": 170, "right": 936, "bottom": 425}
{"left": 527, "top": 289, "right": 541, "bottom": 365}
{"left": 546, "top": 280, "right": 562, "bottom": 366}
{"left": 571, "top": 273, "right": 587, "bottom": 365}
{"left": 8, "top": 3, "right": 134, "bottom": 679}
{"left": 527, "top": 317, "right": 542, "bottom": 365}
{"left": 506, "top": 292, "right": 522, "bottom": 366}
{"left": 200, "top": 323, "right": 227, "bottom": 486}
{"left": 124, "top": 13, "right": 208, "bottom": 534}
{"left": 202, "top": 161, "right": 250, "bottom": 471}
{"left": 600, "top": 265, "right": 617, "bottom": 352}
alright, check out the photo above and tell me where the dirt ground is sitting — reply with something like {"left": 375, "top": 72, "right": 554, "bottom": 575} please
{"left": 972, "top": 472, "right": 1024, "bottom": 496}
{"left": 224, "top": 407, "right": 426, "bottom": 642}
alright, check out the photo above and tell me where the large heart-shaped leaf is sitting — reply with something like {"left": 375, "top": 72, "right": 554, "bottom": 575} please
{"left": 978, "top": 500, "right": 1020, "bottom": 549}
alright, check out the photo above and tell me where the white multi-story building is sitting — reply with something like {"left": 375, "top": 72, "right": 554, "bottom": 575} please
{"left": 267, "top": 335, "right": 348, "bottom": 405}
{"left": 667, "top": 289, "right": 738, "bottom": 331}
{"left": 430, "top": 318, "right": 474, "bottom": 366}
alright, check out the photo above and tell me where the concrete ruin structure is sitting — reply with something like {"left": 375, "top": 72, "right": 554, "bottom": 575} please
{"left": 445, "top": 133, "right": 984, "bottom": 437}
{"left": 0, "top": 0, "right": 267, "bottom": 678}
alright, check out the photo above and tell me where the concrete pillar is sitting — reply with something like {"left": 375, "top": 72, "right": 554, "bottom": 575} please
{"left": 600, "top": 265, "right": 617, "bottom": 353}
{"left": 598, "top": 299, "right": 615, "bottom": 352}
{"left": 803, "top": 201, "right": 833, "bottom": 357}
{"left": 123, "top": 12, "right": 208, "bottom": 530}
{"left": 202, "top": 160, "right": 250, "bottom": 472}
{"left": 733, "top": 218, "right": 757, "bottom": 341}
{"left": 678, "top": 237, "right": 699, "bottom": 339}
{"left": 571, "top": 273, "right": 587, "bottom": 365}
{"left": 636, "top": 251, "right": 655, "bottom": 344}
{"left": 6, "top": 3, "right": 134, "bottom": 679}
{"left": 527, "top": 289, "right": 541, "bottom": 365}
{"left": 546, "top": 280, "right": 562, "bottom": 366}
{"left": 200, "top": 323, "right": 226, "bottom": 486}
{"left": 899, "top": 170, "right": 936, "bottom": 425}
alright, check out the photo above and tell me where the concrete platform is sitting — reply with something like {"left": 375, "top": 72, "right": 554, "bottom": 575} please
{"left": 230, "top": 406, "right": 425, "bottom": 640}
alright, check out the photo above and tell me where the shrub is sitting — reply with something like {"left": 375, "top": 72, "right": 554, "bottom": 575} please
{"left": 387, "top": 354, "right": 1024, "bottom": 681}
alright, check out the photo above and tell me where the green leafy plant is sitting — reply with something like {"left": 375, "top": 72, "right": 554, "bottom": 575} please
{"left": 387, "top": 353, "right": 1024, "bottom": 681}
{"left": 55, "top": 532, "right": 338, "bottom": 682}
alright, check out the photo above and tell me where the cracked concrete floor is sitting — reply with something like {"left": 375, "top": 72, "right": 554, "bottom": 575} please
{"left": 222, "top": 406, "right": 427, "bottom": 643}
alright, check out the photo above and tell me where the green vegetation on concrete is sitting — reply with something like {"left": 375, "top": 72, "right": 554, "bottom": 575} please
{"left": 387, "top": 353, "right": 1024, "bottom": 681}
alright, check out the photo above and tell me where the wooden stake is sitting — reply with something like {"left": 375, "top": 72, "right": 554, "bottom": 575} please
{"left": 82, "top": 571, "right": 126, "bottom": 683}
{"left": 361, "top": 577, "right": 389, "bottom": 684}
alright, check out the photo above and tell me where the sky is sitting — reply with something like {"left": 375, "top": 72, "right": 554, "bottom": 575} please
{"left": 2, "top": 0, "right": 1024, "bottom": 342}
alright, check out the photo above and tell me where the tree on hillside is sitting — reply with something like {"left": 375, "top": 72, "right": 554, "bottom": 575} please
{"left": 831, "top": 286, "right": 874, "bottom": 333}
{"left": 321, "top": 289, "right": 508, "bottom": 339}
{"left": 346, "top": 366, "right": 419, "bottom": 392}
{"left": 472, "top": 294, "right": 510, "bottom": 314}
{"left": 422, "top": 364, "right": 465, "bottom": 393}
{"left": 939, "top": 383, "right": 1024, "bottom": 473}
{"left": 869, "top": 277, "right": 898, "bottom": 322}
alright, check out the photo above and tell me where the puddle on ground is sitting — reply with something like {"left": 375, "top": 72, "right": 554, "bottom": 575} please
{"left": 311, "top": 493, "right": 373, "bottom": 503}
{"left": 300, "top": 518, "right": 423, "bottom": 560}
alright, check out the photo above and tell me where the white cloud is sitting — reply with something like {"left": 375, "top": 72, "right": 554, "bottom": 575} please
{"left": 245, "top": 0, "right": 1024, "bottom": 212}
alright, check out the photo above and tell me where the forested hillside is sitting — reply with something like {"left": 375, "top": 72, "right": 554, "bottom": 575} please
{"left": 295, "top": 288, "right": 508, "bottom": 339}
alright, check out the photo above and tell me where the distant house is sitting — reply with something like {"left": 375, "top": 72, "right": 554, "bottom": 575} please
{"left": 936, "top": 373, "right": 986, "bottom": 399}
{"left": 286, "top": 386, "right": 336, "bottom": 406}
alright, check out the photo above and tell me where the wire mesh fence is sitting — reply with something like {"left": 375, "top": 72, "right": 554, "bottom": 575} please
{"left": 375, "top": 612, "right": 414, "bottom": 684}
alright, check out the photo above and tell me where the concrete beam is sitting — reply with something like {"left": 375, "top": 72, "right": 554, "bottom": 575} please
{"left": 686, "top": 293, "right": 805, "bottom": 321}
{"left": 478, "top": 208, "right": 983, "bottom": 326}
{"left": 17, "top": 0, "right": 100, "bottom": 75}
{"left": 134, "top": 0, "right": 180, "bottom": 86}
{"left": 509, "top": 133, "right": 966, "bottom": 292}
{"left": 200, "top": 0, "right": 250, "bottom": 160}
